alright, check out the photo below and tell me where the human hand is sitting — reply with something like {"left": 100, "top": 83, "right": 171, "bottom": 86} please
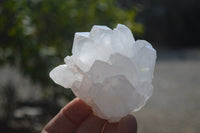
{"left": 42, "top": 98, "right": 137, "bottom": 133}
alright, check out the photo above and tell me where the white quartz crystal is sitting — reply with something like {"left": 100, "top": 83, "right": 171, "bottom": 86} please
{"left": 50, "top": 24, "right": 156, "bottom": 122}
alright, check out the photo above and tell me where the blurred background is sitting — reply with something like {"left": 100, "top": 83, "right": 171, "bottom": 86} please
{"left": 0, "top": 0, "right": 200, "bottom": 132}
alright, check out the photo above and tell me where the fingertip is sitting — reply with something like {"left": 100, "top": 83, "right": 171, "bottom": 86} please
{"left": 118, "top": 115, "right": 137, "bottom": 133}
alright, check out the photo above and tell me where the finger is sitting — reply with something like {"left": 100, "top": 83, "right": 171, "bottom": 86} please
{"left": 118, "top": 115, "right": 137, "bottom": 133}
{"left": 76, "top": 113, "right": 106, "bottom": 133}
{"left": 42, "top": 110, "right": 76, "bottom": 133}
{"left": 62, "top": 98, "right": 92, "bottom": 124}
{"left": 42, "top": 98, "right": 92, "bottom": 133}
{"left": 103, "top": 122, "right": 118, "bottom": 133}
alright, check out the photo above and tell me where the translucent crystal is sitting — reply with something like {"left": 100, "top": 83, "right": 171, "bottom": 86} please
{"left": 49, "top": 24, "right": 157, "bottom": 122}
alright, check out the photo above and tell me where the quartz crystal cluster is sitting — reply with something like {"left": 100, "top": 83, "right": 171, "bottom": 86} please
{"left": 50, "top": 24, "right": 156, "bottom": 122}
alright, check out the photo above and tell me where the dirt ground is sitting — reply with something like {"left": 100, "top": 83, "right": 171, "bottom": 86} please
{"left": 134, "top": 58, "right": 200, "bottom": 133}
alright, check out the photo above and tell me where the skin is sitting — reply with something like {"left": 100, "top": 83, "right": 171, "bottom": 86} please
{"left": 42, "top": 98, "right": 137, "bottom": 133}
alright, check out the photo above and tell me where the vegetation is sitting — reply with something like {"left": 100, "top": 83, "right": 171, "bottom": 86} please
{"left": 0, "top": 0, "right": 143, "bottom": 89}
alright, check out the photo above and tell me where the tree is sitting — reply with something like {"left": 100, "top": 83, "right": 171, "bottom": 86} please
{"left": 0, "top": 0, "right": 143, "bottom": 99}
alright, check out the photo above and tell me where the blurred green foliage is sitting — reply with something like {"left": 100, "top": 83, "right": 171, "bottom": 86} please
{"left": 0, "top": 0, "right": 143, "bottom": 94}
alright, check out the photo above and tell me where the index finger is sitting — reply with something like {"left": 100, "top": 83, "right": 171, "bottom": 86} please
{"left": 42, "top": 98, "right": 92, "bottom": 133}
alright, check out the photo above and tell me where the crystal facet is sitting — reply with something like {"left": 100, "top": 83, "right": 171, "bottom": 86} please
{"left": 49, "top": 24, "right": 157, "bottom": 122}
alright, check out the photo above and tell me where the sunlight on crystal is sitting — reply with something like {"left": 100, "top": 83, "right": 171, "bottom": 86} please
{"left": 141, "top": 68, "right": 150, "bottom": 72}
{"left": 50, "top": 24, "right": 157, "bottom": 122}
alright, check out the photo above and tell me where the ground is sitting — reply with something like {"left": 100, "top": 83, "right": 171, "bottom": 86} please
{"left": 135, "top": 51, "right": 200, "bottom": 133}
